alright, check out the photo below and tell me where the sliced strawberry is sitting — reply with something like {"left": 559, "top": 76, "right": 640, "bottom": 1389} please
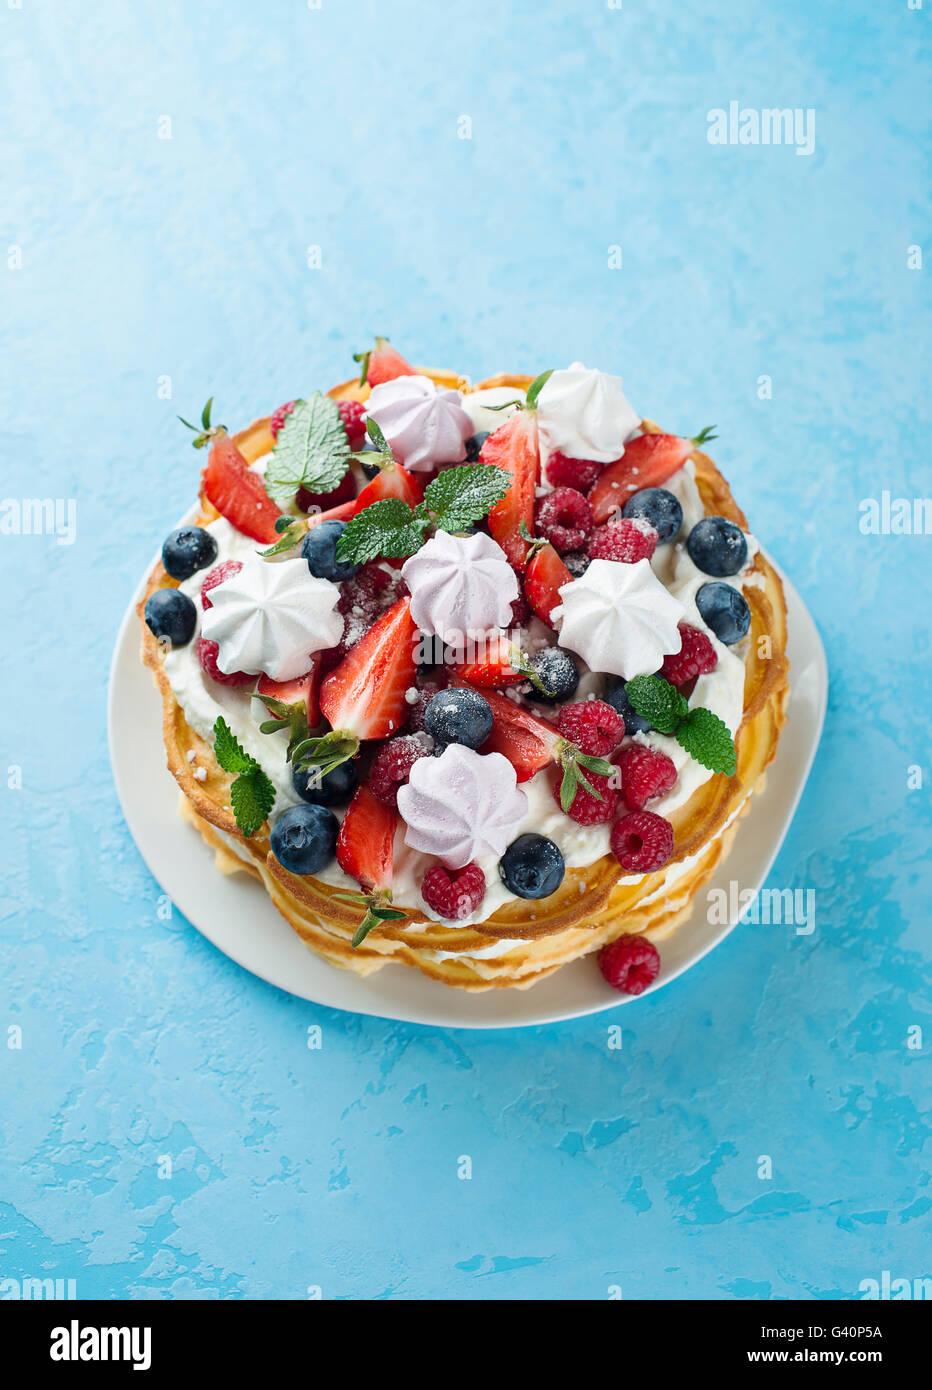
{"left": 524, "top": 543, "right": 572, "bottom": 627}
{"left": 454, "top": 632, "right": 525, "bottom": 687}
{"left": 589, "top": 428, "right": 716, "bottom": 525}
{"left": 257, "top": 658, "right": 322, "bottom": 729}
{"left": 297, "top": 470, "right": 357, "bottom": 514}
{"left": 459, "top": 681, "right": 561, "bottom": 782}
{"left": 319, "top": 597, "right": 418, "bottom": 740}
{"left": 354, "top": 336, "right": 417, "bottom": 388}
{"left": 481, "top": 411, "right": 540, "bottom": 569}
{"left": 352, "top": 463, "right": 423, "bottom": 515}
{"left": 202, "top": 434, "right": 282, "bottom": 543}
{"left": 305, "top": 498, "right": 358, "bottom": 529}
{"left": 337, "top": 785, "right": 397, "bottom": 892}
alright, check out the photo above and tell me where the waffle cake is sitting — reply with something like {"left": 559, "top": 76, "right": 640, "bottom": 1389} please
{"left": 139, "top": 343, "right": 789, "bottom": 994}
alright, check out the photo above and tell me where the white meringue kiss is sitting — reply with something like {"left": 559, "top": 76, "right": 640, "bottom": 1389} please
{"left": 200, "top": 552, "right": 342, "bottom": 681}
{"left": 537, "top": 361, "right": 640, "bottom": 463}
{"left": 364, "top": 375, "right": 474, "bottom": 471}
{"left": 397, "top": 744, "right": 528, "bottom": 870}
{"left": 554, "top": 557, "right": 686, "bottom": 680}
{"left": 401, "top": 531, "right": 518, "bottom": 643}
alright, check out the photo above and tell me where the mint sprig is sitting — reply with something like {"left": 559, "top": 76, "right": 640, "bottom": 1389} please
{"left": 335, "top": 464, "right": 510, "bottom": 566}
{"left": 626, "top": 675, "right": 736, "bottom": 776}
{"left": 264, "top": 393, "right": 350, "bottom": 507}
{"left": 212, "top": 716, "right": 276, "bottom": 836}
{"left": 332, "top": 889, "right": 408, "bottom": 948}
{"left": 254, "top": 692, "right": 310, "bottom": 762}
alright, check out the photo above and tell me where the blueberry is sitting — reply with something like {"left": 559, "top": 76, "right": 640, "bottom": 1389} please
{"left": 424, "top": 688, "right": 493, "bottom": 750}
{"left": 270, "top": 804, "right": 339, "bottom": 875}
{"left": 301, "top": 519, "right": 360, "bottom": 582}
{"left": 161, "top": 525, "right": 219, "bottom": 581}
{"left": 622, "top": 487, "right": 683, "bottom": 543}
{"left": 687, "top": 516, "right": 748, "bottom": 577}
{"left": 562, "top": 550, "right": 590, "bottom": 578}
{"left": 291, "top": 759, "right": 358, "bottom": 807}
{"left": 604, "top": 677, "right": 652, "bottom": 734}
{"left": 528, "top": 647, "right": 579, "bottom": 704}
{"left": 358, "top": 442, "right": 382, "bottom": 479}
{"left": 144, "top": 588, "right": 197, "bottom": 646}
{"left": 696, "top": 582, "right": 750, "bottom": 644}
{"left": 499, "top": 834, "right": 565, "bottom": 899}
{"left": 464, "top": 431, "right": 490, "bottom": 462}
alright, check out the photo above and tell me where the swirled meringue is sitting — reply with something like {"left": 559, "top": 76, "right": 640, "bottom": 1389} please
{"left": 397, "top": 744, "right": 528, "bottom": 869}
{"left": 200, "top": 552, "right": 342, "bottom": 681}
{"left": 401, "top": 531, "right": 518, "bottom": 642}
{"left": 364, "top": 375, "right": 474, "bottom": 472}
{"left": 553, "top": 557, "right": 686, "bottom": 679}
{"left": 537, "top": 362, "right": 640, "bottom": 463}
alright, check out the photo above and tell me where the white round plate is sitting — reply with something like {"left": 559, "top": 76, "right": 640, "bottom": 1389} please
{"left": 109, "top": 550, "right": 826, "bottom": 1029}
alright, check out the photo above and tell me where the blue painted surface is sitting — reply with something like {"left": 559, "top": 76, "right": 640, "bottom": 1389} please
{"left": 1, "top": 0, "right": 929, "bottom": 1300}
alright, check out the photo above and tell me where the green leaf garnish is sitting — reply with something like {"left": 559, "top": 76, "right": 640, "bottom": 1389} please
{"left": 525, "top": 369, "right": 554, "bottom": 409}
{"left": 335, "top": 465, "right": 510, "bottom": 565}
{"left": 332, "top": 888, "right": 407, "bottom": 948}
{"left": 264, "top": 393, "right": 350, "bottom": 507}
{"left": 212, "top": 716, "right": 276, "bottom": 836}
{"left": 555, "top": 741, "right": 615, "bottom": 813}
{"left": 179, "top": 397, "right": 224, "bottom": 449}
{"left": 625, "top": 675, "right": 690, "bottom": 735}
{"left": 336, "top": 498, "right": 428, "bottom": 565}
{"left": 625, "top": 675, "right": 737, "bottom": 776}
{"left": 259, "top": 517, "right": 310, "bottom": 558}
{"left": 423, "top": 464, "right": 510, "bottom": 533}
{"left": 290, "top": 730, "right": 360, "bottom": 778}
{"left": 254, "top": 692, "right": 311, "bottom": 762}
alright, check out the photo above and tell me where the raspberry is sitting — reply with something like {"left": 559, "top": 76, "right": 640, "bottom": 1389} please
{"left": 508, "top": 566, "right": 531, "bottom": 626}
{"left": 421, "top": 862, "right": 486, "bottom": 920}
{"left": 589, "top": 517, "right": 658, "bottom": 564}
{"left": 404, "top": 675, "right": 449, "bottom": 733}
{"left": 610, "top": 811, "right": 674, "bottom": 873}
{"left": 196, "top": 636, "right": 254, "bottom": 686}
{"left": 545, "top": 451, "right": 604, "bottom": 493}
{"left": 200, "top": 559, "right": 243, "bottom": 609}
{"left": 562, "top": 549, "right": 590, "bottom": 577}
{"left": 553, "top": 769, "right": 619, "bottom": 825}
{"left": 337, "top": 398, "right": 367, "bottom": 448}
{"left": 615, "top": 743, "right": 677, "bottom": 811}
{"left": 534, "top": 487, "right": 594, "bottom": 552}
{"left": 599, "top": 935, "right": 661, "bottom": 995}
{"left": 336, "top": 563, "right": 398, "bottom": 655}
{"left": 660, "top": 623, "right": 718, "bottom": 686}
{"left": 270, "top": 400, "right": 296, "bottom": 438}
{"left": 297, "top": 470, "right": 357, "bottom": 513}
{"left": 368, "top": 735, "right": 429, "bottom": 806}
{"left": 557, "top": 700, "right": 625, "bottom": 756}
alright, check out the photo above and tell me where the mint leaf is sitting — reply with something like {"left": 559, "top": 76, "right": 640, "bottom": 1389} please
{"left": 213, "top": 716, "right": 255, "bottom": 774}
{"left": 259, "top": 518, "right": 309, "bottom": 558}
{"left": 625, "top": 675, "right": 689, "bottom": 735}
{"left": 335, "top": 497, "right": 426, "bottom": 564}
{"left": 676, "top": 708, "right": 737, "bottom": 776}
{"left": 424, "top": 464, "right": 510, "bottom": 532}
{"left": 265, "top": 393, "right": 350, "bottom": 506}
{"left": 230, "top": 767, "right": 275, "bottom": 837}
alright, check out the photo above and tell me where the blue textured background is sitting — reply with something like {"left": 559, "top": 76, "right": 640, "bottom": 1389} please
{"left": 1, "top": 0, "right": 929, "bottom": 1300}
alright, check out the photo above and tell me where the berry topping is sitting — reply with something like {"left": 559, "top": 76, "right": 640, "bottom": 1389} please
{"left": 598, "top": 935, "right": 661, "bottom": 995}
{"left": 296, "top": 469, "right": 357, "bottom": 514}
{"left": 319, "top": 596, "right": 419, "bottom": 744}
{"left": 588, "top": 517, "right": 658, "bottom": 564}
{"left": 292, "top": 759, "right": 358, "bottom": 807}
{"left": 257, "top": 662, "right": 323, "bottom": 730}
{"left": 464, "top": 431, "right": 490, "bottom": 462}
{"left": 453, "top": 632, "right": 527, "bottom": 688}
{"left": 610, "top": 810, "right": 674, "bottom": 873}
{"left": 200, "top": 559, "right": 243, "bottom": 609}
{"left": 301, "top": 518, "right": 361, "bottom": 583}
{"left": 369, "top": 734, "right": 430, "bottom": 806}
{"left": 336, "top": 563, "right": 398, "bottom": 654}
{"left": 615, "top": 744, "right": 677, "bottom": 812}
{"left": 270, "top": 400, "right": 296, "bottom": 439}
{"left": 270, "top": 804, "right": 339, "bottom": 876}
{"left": 660, "top": 623, "right": 718, "bottom": 686}
{"left": 687, "top": 515, "right": 749, "bottom": 577}
{"left": 557, "top": 700, "right": 625, "bottom": 757}
{"left": 196, "top": 636, "right": 254, "bottom": 686}
{"left": 621, "top": 487, "right": 683, "bottom": 544}
{"left": 336, "top": 785, "right": 397, "bottom": 892}
{"left": 353, "top": 336, "right": 416, "bottom": 388}
{"left": 526, "top": 646, "right": 580, "bottom": 704}
{"left": 545, "top": 450, "right": 604, "bottom": 493}
{"left": 144, "top": 588, "right": 197, "bottom": 647}
{"left": 588, "top": 428, "right": 717, "bottom": 525}
{"left": 524, "top": 542, "right": 572, "bottom": 626}
{"left": 403, "top": 674, "right": 449, "bottom": 733}
{"left": 424, "top": 688, "right": 494, "bottom": 751}
{"left": 553, "top": 768, "right": 619, "bottom": 824}
{"left": 480, "top": 410, "right": 540, "bottom": 569}
{"left": 534, "top": 487, "right": 594, "bottom": 553}
{"left": 509, "top": 590, "right": 532, "bottom": 626}
{"left": 351, "top": 459, "right": 423, "bottom": 514}
{"left": 421, "top": 862, "right": 486, "bottom": 920}
{"left": 473, "top": 684, "right": 561, "bottom": 782}
{"left": 603, "top": 677, "right": 653, "bottom": 735}
{"left": 499, "top": 833, "right": 565, "bottom": 900}
{"left": 162, "top": 526, "right": 218, "bottom": 582}
{"left": 695, "top": 582, "right": 750, "bottom": 645}
{"left": 337, "top": 398, "right": 367, "bottom": 448}
{"left": 202, "top": 434, "right": 282, "bottom": 543}
{"left": 562, "top": 549, "right": 590, "bottom": 577}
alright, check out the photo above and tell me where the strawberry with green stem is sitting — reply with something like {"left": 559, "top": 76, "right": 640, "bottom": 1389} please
{"left": 350, "top": 418, "right": 424, "bottom": 513}
{"left": 181, "top": 399, "right": 283, "bottom": 544}
{"left": 353, "top": 336, "right": 417, "bottom": 388}
{"left": 477, "top": 371, "right": 551, "bottom": 570}
{"left": 332, "top": 785, "right": 407, "bottom": 947}
{"left": 521, "top": 526, "right": 573, "bottom": 627}
{"left": 588, "top": 427, "right": 718, "bottom": 525}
